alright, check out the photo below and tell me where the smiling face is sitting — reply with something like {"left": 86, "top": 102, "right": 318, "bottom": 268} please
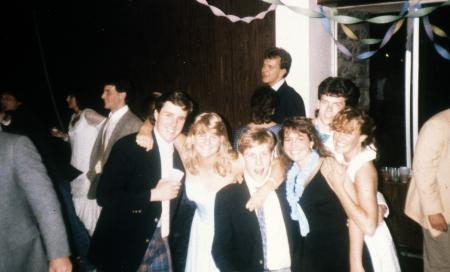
{"left": 154, "top": 101, "right": 188, "bottom": 143}
{"left": 316, "top": 94, "right": 346, "bottom": 129}
{"left": 261, "top": 57, "right": 286, "bottom": 86}
{"left": 333, "top": 121, "right": 367, "bottom": 160}
{"left": 242, "top": 143, "right": 273, "bottom": 184}
{"left": 283, "top": 130, "right": 314, "bottom": 163}
{"left": 193, "top": 130, "right": 221, "bottom": 159}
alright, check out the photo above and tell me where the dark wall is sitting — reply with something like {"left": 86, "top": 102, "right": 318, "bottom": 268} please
{"left": 1, "top": 0, "right": 275, "bottom": 130}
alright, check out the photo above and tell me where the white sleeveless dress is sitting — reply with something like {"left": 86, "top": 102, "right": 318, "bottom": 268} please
{"left": 337, "top": 147, "right": 401, "bottom": 272}
{"left": 68, "top": 109, "right": 103, "bottom": 235}
{"left": 185, "top": 180, "right": 220, "bottom": 272}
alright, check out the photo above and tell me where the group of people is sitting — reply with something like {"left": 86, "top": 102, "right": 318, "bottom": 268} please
{"left": 1, "top": 46, "right": 448, "bottom": 272}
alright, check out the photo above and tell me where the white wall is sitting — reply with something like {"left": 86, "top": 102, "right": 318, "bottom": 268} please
{"left": 275, "top": 0, "right": 336, "bottom": 117}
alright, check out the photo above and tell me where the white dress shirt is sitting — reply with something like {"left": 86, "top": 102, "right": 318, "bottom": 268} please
{"left": 154, "top": 128, "right": 174, "bottom": 238}
{"left": 271, "top": 79, "right": 285, "bottom": 92}
{"left": 244, "top": 173, "right": 291, "bottom": 270}
{"left": 102, "top": 105, "right": 129, "bottom": 147}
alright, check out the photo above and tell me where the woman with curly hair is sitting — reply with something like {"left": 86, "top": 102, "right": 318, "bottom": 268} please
{"left": 323, "top": 107, "right": 400, "bottom": 272}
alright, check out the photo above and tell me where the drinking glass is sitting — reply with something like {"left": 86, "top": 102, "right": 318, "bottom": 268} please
{"left": 388, "top": 167, "right": 399, "bottom": 183}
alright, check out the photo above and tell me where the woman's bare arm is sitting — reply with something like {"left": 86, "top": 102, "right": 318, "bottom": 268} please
{"left": 84, "top": 109, "right": 106, "bottom": 126}
{"left": 348, "top": 219, "right": 366, "bottom": 272}
{"left": 323, "top": 158, "right": 378, "bottom": 235}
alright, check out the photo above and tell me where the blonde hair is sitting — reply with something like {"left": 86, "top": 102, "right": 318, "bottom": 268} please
{"left": 237, "top": 127, "right": 275, "bottom": 154}
{"left": 183, "top": 112, "right": 237, "bottom": 176}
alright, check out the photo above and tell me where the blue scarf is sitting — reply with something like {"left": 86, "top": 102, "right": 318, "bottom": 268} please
{"left": 285, "top": 150, "right": 320, "bottom": 237}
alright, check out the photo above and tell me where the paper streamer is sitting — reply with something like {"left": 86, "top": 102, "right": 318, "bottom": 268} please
{"left": 195, "top": 0, "right": 276, "bottom": 24}
{"left": 195, "top": 0, "right": 450, "bottom": 60}
{"left": 264, "top": 0, "right": 450, "bottom": 25}
{"left": 422, "top": 15, "right": 450, "bottom": 60}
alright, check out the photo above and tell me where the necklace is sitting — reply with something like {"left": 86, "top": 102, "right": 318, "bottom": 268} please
{"left": 285, "top": 149, "right": 320, "bottom": 236}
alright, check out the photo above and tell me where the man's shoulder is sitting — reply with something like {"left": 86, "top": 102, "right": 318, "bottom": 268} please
{"left": 278, "top": 81, "right": 294, "bottom": 91}
{"left": 112, "top": 110, "right": 143, "bottom": 141}
{"left": 122, "top": 110, "right": 143, "bottom": 126}
{"left": 420, "top": 109, "right": 450, "bottom": 136}
{"left": 112, "top": 133, "right": 142, "bottom": 154}
{"left": 217, "top": 183, "right": 245, "bottom": 200}
{"left": 114, "top": 133, "right": 162, "bottom": 159}
{"left": 278, "top": 82, "right": 301, "bottom": 98}
{"left": 0, "top": 131, "right": 16, "bottom": 143}
{"left": 429, "top": 109, "right": 450, "bottom": 127}
{"left": 0, "top": 132, "right": 31, "bottom": 149}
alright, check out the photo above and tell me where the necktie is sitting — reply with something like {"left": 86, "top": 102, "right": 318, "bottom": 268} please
{"left": 94, "top": 118, "right": 111, "bottom": 174}
{"left": 101, "top": 117, "right": 111, "bottom": 151}
{"left": 256, "top": 207, "right": 268, "bottom": 270}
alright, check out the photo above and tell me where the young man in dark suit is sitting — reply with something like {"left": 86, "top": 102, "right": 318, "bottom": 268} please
{"left": 89, "top": 91, "right": 195, "bottom": 272}
{"left": 261, "top": 47, "right": 306, "bottom": 122}
{"left": 212, "top": 128, "right": 301, "bottom": 272}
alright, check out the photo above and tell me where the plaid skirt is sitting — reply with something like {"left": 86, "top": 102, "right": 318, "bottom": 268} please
{"left": 137, "top": 228, "right": 173, "bottom": 272}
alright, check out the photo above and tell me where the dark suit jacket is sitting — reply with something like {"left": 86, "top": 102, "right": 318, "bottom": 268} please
{"left": 212, "top": 181, "right": 301, "bottom": 272}
{"left": 273, "top": 81, "right": 306, "bottom": 123}
{"left": 88, "top": 133, "right": 194, "bottom": 272}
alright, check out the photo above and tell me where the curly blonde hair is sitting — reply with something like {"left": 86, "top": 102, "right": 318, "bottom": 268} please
{"left": 183, "top": 112, "right": 237, "bottom": 177}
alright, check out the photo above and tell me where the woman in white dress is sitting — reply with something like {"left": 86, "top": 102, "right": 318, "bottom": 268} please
{"left": 323, "top": 107, "right": 400, "bottom": 272}
{"left": 181, "top": 113, "right": 239, "bottom": 272}
{"left": 52, "top": 94, "right": 105, "bottom": 234}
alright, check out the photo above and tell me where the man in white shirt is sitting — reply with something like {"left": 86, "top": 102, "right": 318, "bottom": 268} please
{"left": 213, "top": 128, "right": 301, "bottom": 272}
{"left": 86, "top": 79, "right": 142, "bottom": 198}
{"left": 260, "top": 47, "right": 305, "bottom": 123}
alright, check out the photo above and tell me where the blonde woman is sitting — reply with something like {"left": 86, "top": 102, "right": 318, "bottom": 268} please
{"left": 181, "top": 113, "right": 240, "bottom": 271}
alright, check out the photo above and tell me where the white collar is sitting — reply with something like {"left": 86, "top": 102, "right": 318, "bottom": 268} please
{"left": 108, "top": 105, "right": 129, "bottom": 123}
{"left": 154, "top": 127, "right": 174, "bottom": 153}
{"left": 244, "top": 171, "right": 270, "bottom": 194}
{"left": 270, "top": 79, "right": 285, "bottom": 91}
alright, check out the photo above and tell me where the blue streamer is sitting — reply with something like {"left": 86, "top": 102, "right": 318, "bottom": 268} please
{"left": 422, "top": 14, "right": 450, "bottom": 60}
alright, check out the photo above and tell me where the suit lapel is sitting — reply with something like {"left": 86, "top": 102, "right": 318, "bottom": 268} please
{"left": 103, "top": 111, "right": 131, "bottom": 162}
{"left": 149, "top": 134, "right": 162, "bottom": 185}
{"left": 87, "top": 119, "right": 108, "bottom": 180}
{"left": 170, "top": 149, "right": 185, "bottom": 222}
